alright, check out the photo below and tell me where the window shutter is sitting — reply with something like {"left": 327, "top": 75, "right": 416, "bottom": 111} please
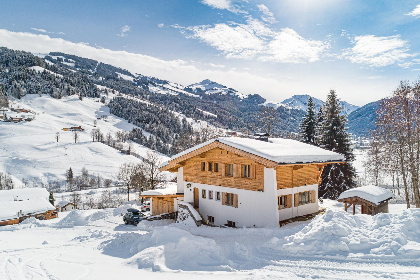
{"left": 222, "top": 192, "right": 226, "bottom": 205}
{"left": 294, "top": 193, "right": 299, "bottom": 207}
{"left": 311, "top": 190, "right": 316, "bottom": 203}
{"left": 286, "top": 194, "right": 292, "bottom": 208}
{"left": 250, "top": 164, "right": 255, "bottom": 179}
{"left": 221, "top": 163, "right": 225, "bottom": 176}
{"left": 233, "top": 194, "right": 238, "bottom": 208}
{"left": 233, "top": 164, "right": 240, "bottom": 177}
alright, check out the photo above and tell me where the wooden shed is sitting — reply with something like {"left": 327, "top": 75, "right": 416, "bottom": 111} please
{"left": 338, "top": 185, "right": 395, "bottom": 215}
{"left": 140, "top": 183, "right": 184, "bottom": 216}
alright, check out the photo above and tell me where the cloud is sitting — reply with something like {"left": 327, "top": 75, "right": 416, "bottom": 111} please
{"left": 257, "top": 4, "right": 277, "bottom": 24}
{"left": 407, "top": 5, "right": 420, "bottom": 17}
{"left": 201, "top": 0, "right": 246, "bottom": 14}
{"left": 183, "top": 18, "right": 328, "bottom": 63}
{"left": 30, "top": 27, "right": 65, "bottom": 35}
{"left": 158, "top": 23, "right": 165, "bottom": 28}
{"left": 117, "top": 25, "right": 130, "bottom": 37}
{"left": 342, "top": 35, "right": 415, "bottom": 67}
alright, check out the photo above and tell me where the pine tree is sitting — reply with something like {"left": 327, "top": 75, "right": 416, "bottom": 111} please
{"left": 66, "top": 167, "right": 74, "bottom": 185}
{"left": 318, "top": 90, "right": 357, "bottom": 199}
{"left": 49, "top": 191, "right": 55, "bottom": 206}
{"left": 299, "top": 97, "right": 317, "bottom": 144}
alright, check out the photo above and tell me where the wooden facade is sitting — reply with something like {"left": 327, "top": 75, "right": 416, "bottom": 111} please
{"left": 182, "top": 147, "right": 265, "bottom": 191}
{"left": 276, "top": 164, "right": 326, "bottom": 189}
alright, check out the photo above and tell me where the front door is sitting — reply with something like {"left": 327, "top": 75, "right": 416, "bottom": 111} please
{"left": 193, "top": 188, "right": 199, "bottom": 208}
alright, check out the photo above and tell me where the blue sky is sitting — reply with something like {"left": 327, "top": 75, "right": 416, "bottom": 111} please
{"left": 1, "top": 0, "right": 420, "bottom": 105}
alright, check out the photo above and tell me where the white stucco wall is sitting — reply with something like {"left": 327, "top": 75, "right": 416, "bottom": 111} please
{"left": 277, "top": 184, "right": 319, "bottom": 221}
{"left": 177, "top": 167, "right": 184, "bottom": 194}
{"left": 181, "top": 167, "right": 279, "bottom": 228}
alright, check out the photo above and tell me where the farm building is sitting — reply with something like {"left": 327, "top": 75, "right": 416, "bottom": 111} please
{"left": 56, "top": 201, "right": 77, "bottom": 212}
{"left": 338, "top": 185, "right": 395, "bottom": 215}
{"left": 141, "top": 183, "right": 183, "bottom": 215}
{"left": 154, "top": 136, "right": 344, "bottom": 228}
{"left": 0, "top": 188, "right": 57, "bottom": 226}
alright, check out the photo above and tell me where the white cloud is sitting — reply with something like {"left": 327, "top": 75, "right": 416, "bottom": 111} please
{"left": 201, "top": 0, "right": 246, "bottom": 14}
{"left": 158, "top": 23, "right": 165, "bottom": 28}
{"left": 117, "top": 25, "right": 130, "bottom": 37}
{"left": 184, "top": 18, "right": 328, "bottom": 63}
{"left": 407, "top": 5, "right": 420, "bottom": 17}
{"left": 257, "top": 4, "right": 277, "bottom": 24}
{"left": 342, "top": 35, "right": 415, "bottom": 67}
{"left": 31, "top": 28, "right": 48, "bottom": 33}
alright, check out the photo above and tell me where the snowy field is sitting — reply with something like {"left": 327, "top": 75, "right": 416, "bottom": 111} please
{"left": 1, "top": 201, "right": 420, "bottom": 279}
{"left": 0, "top": 94, "right": 169, "bottom": 185}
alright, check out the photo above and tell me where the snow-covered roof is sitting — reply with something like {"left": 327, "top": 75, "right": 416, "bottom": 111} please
{"left": 0, "top": 188, "right": 50, "bottom": 202}
{"left": 0, "top": 197, "right": 56, "bottom": 221}
{"left": 338, "top": 185, "right": 395, "bottom": 205}
{"left": 56, "top": 200, "right": 72, "bottom": 207}
{"left": 141, "top": 183, "right": 178, "bottom": 196}
{"left": 162, "top": 137, "right": 344, "bottom": 167}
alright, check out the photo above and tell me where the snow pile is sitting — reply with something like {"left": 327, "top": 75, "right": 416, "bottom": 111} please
{"left": 55, "top": 209, "right": 115, "bottom": 227}
{"left": 101, "top": 226, "right": 228, "bottom": 271}
{"left": 280, "top": 209, "right": 420, "bottom": 259}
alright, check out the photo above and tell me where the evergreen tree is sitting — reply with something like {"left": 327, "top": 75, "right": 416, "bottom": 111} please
{"left": 299, "top": 97, "right": 317, "bottom": 144}
{"left": 49, "top": 191, "right": 55, "bottom": 206}
{"left": 317, "top": 90, "right": 357, "bottom": 199}
{"left": 66, "top": 167, "right": 74, "bottom": 185}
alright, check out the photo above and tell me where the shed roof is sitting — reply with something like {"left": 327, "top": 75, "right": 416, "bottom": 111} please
{"left": 338, "top": 185, "right": 395, "bottom": 205}
{"left": 161, "top": 137, "right": 344, "bottom": 170}
{"left": 141, "top": 183, "right": 177, "bottom": 196}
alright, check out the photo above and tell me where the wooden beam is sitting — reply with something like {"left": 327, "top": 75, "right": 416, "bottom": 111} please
{"left": 344, "top": 202, "right": 348, "bottom": 212}
{"left": 353, "top": 204, "right": 355, "bottom": 215}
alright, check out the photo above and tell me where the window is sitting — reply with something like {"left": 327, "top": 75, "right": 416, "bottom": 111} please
{"left": 226, "top": 164, "right": 234, "bottom": 177}
{"left": 214, "top": 163, "right": 219, "bottom": 172}
{"left": 201, "top": 162, "right": 206, "bottom": 171}
{"left": 208, "top": 215, "right": 214, "bottom": 224}
{"left": 242, "top": 164, "right": 251, "bottom": 178}
{"left": 216, "top": 191, "right": 221, "bottom": 201}
{"left": 299, "top": 191, "right": 311, "bottom": 205}
{"left": 278, "top": 195, "right": 286, "bottom": 209}
{"left": 208, "top": 162, "right": 213, "bottom": 171}
{"left": 226, "top": 193, "right": 234, "bottom": 206}
{"left": 227, "top": 220, "right": 236, "bottom": 228}
{"left": 202, "top": 189, "right": 206, "bottom": 199}
{"left": 209, "top": 190, "right": 214, "bottom": 200}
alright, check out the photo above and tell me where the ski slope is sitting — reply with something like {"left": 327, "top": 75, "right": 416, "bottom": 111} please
{"left": 0, "top": 95, "right": 169, "bottom": 186}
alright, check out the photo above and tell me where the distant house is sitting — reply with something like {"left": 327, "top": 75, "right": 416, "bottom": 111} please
{"left": 0, "top": 188, "right": 57, "bottom": 226}
{"left": 63, "top": 126, "right": 85, "bottom": 131}
{"left": 157, "top": 136, "right": 344, "bottom": 228}
{"left": 56, "top": 201, "right": 77, "bottom": 212}
{"left": 338, "top": 185, "right": 395, "bottom": 215}
{"left": 11, "top": 108, "right": 29, "bottom": 113}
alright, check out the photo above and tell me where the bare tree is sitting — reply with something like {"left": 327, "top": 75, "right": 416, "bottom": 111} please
{"left": 55, "top": 132, "right": 60, "bottom": 142}
{"left": 259, "top": 106, "right": 277, "bottom": 135}
{"left": 143, "top": 151, "right": 165, "bottom": 191}
{"left": 73, "top": 131, "right": 79, "bottom": 143}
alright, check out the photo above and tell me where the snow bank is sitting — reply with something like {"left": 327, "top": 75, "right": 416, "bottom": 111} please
{"left": 55, "top": 207, "right": 127, "bottom": 227}
{"left": 280, "top": 209, "right": 420, "bottom": 259}
{"left": 101, "top": 226, "right": 228, "bottom": 271}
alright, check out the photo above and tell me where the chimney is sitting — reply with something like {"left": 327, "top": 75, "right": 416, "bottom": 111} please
{"left": 254, "top": 132, "right": 269, "bottom": 142}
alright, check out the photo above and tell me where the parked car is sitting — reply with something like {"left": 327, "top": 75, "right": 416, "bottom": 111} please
{"left": 141, "top": 201, "right": 151, "bottom": 211}
{"left": 123, "top": 208, "right": 144, "bottom": 225}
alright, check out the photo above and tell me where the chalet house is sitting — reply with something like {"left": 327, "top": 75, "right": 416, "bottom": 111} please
{"left": 158, "top": 137, "right": 344, "bottom": 228}
{"left": 56, "top": 201, "right": 77, "bottom": 212}
{"left": 0, "top": 188, "right": 57, "bottom": 226}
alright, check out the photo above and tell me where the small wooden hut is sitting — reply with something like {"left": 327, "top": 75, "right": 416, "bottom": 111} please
{"left": 338, "top": 185, "right": 394, "bottom": 215}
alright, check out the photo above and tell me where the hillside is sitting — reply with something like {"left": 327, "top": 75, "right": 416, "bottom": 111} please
{"left": 0, "top": 94, "right": 169, "bottom": 186}
{"left": 347, "top": 100, "right": 381, "bottom": 137}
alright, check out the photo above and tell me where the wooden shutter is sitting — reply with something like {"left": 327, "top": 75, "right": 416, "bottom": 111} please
{"left": 250, "top": 164, "right": 256, "bottom": 179}
{"left": 311, "top": 190, "right": 316, "bottom": 203}
{"left": 286, "top": 194, "right": 292, "bottom": 208}
{"left": 233, "top": 194, "right": 238, "bottom": 208}
{"left": 294, "top": 193, "right": 299, "bottom": 207}
{"left": 233, "top": 164, "right": 240, "bottom": 177}
{"left": 221, "top": 163, "right": 225, "bottom": 176}
{"left": 222, "top": 192, "right": 226, "bottom": 205}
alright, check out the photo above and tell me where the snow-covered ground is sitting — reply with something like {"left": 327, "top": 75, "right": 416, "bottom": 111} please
{"left": 0, "top": 94, "right": 169, "bottom": 185}
{"left": 1, "top": 202, "right": 420, "bottom": 279}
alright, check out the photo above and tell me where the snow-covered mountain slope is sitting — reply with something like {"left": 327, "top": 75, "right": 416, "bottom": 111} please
{"left": 0, "top": 95, "right": 169, "bottom": 185}
{"left": 185, "top": 79, "right": 248, "bottom": 99}
{"left": 281, "top": 94, "right": 359, "bottom": 115}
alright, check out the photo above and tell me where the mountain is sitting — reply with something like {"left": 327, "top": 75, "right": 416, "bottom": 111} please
{"left": 281, "top": 94, "right": 359, "bottom": 115}
{"left": 185, "top": 79, "right": 248, "bottom": 99}
{"left": 347, "top": 100, "right": 381, "bottom": 137}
